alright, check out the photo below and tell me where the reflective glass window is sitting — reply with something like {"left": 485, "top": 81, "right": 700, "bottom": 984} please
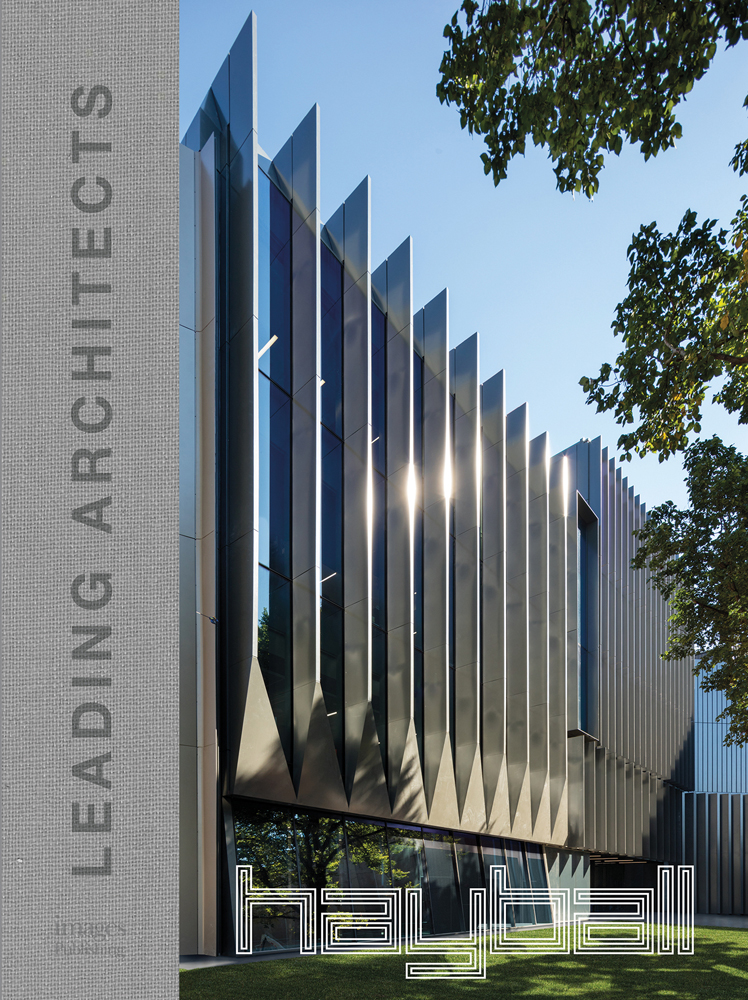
{"left": 479, "top": 836, "right": 514, "bottom": 927}
{"left": 525, "top": 843, "right": 552, "bottom": 924}
{"left": 345, "top": 819, "right": 392, "bottom": 888}
{"left": 234, "top": 802, "right": 300, "bottom": 951}
{"left": 321, "top": 427, "right": 343, "bottom": 606}
{"left": 258, "top": 170, "right": 291, "bottom": 392}
{"left": 258, "top": 372, "right": 291, "bottom": 577}
{"left": 294, "top": 810, "right": 348, "bottom": 890}
{"left": 321, "top": 243, "right": 343, "bottom": 436}
{"left": 257, "top": 567, "right": 292, "bottom": 766}
{"left": 372, "top": 472, "right": 386, "bottom": 630}
{"left": 320, "top": 598, "right": 344, "bottom": 769}
{"left": 387, "top": 826, "right": 432, "bottom": 935}
{"left": 504, "top": 839, "right": 535, "bottom": 925}
{"left": 422, "top": 828, "right": 463, "bottom": 934}
{"left": 453, "top": 833, "right": 484, "bottom": 931}
{"left": 372, "top": 626, "right": 387, "bottom": 768}
{"left": 371, "top": 304, "right": 386, "bottom": 473}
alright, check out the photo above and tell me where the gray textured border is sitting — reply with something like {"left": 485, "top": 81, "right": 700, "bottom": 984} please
{"left": 1, "top": 3, "right": 178, "bottom": 996}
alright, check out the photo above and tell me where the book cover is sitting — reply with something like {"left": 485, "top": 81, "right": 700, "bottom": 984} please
{"left": 1, "top": 3, "right": 179, "bottom": 997}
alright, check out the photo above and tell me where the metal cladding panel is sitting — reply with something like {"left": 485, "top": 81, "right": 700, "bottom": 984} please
{"left": 413, "top": 302, "right": 425, "bottom": 357}
{"left": 633, "top": 766, "right": 643, "bottom": 858}
{"left": 505, "top": 405, "right": 530, "bottom": 829}
{"left": 481, "top": 371, "right": 507, "bottom": 822}
{"left": 528, "top": 433, "right": 550, "bottom": 838}
{"left": 599, "top": 449, "right": 609, "bottom": 752}
{"left": 695, "top": 794, "right": 708, "bottom": 911}
{"left": 420, "top": 291, "right": 450, "bottom": 810}
{"left": 548, "top": 453, "right": 567, "bottom": 839}
{"left": 386, "top": 237, "right": 413, "bottom": 336}
{"left": 228, "top": 12, "right": 257, "bottom": 163}
{"left": 614, "top": 468, "right": 623, "bottom": 760}
{"left": 452, "top": 335, "right": 481, "bottom": 817}
{"left": 343, "top": 431, "right": 369, "bottom": 610}
{"left": 228, "top": 133, "right": 259, "bottom": 340}
{"left": 290, "top": 322, "right": 320, "bottom": 575}
{"left": 595, "top": 745, "right": 607, "bottom": 852}
{"left": 744, "top": 795, "right": 748, "bottom": 914}
{"left": 289, "top": 105, "right": 320, "bottom": 228}
{"left": 720, "top": 794, "right": 731, "bottom": 913}
{"left": 385, "top": 356, "right": 414, "bottom": 797}
{"left": 565, "top": 454, "right": 579, "bottom": 734}
{"left": 322, "top": 203, "right": 344, "bottom": 261}
{"left": 327, "top": 179, "right": 372, "bottom": 798}
{"left": 343, "top": 272, "right": 371, "bottom": 439}
{"left": 606, "top": 751, "right": 617, "bottom": 855}
{"left": 385, "top": 326, "right": 410, "bottom": 457}
{"left": 632, "top": 497, "right": 641, "bottom": 770}
{"left": 343, "top": 176, "right": 370, "bottom": 286}
{"left": 621, "top": 482, "right": 630, "bottom": 763}
{"left": 567, "top": 735, "right": 585, "bottom": 847}
{"left": 268, "top": 108, "right": 322, "bottom": 791}
{"left": 582, "top": 741, "right": 595, "bottom": 850}
{"left": 641, "top": 771, "right": 651, "bottom": 858}
{"left": 225, "top": 317, "right": 257, "bottom": 554}
{"left": 291, "top": 214, "right": 321, "bottom": 394}
{"left": 684, "top": 792, "right": 695, "bottom": 865}
{"left": 744, "top": 797, "right": 748, "bottom": 915}
{"left": 709, "top": 794, "right": 719, "bottom": 912}
{"left": 382, "top": 247, "right": 414, "bottom": 767}
{"left": 616, "top": 755, "right": 626, "bottom": 856}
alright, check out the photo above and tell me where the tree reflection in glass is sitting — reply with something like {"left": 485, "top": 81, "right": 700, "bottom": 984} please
{"left": 234, "top": 804, "right": 300, "bottom": 951}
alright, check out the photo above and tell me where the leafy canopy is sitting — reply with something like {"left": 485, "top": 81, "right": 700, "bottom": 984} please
{"left": 439, "top": 1, "right": 748, "bottom": 742}
{"left": 633, "top": 438, "right": 748, "bottom": 744}
{"left": 580, "top": 181, "right": 748, "bottom": 461}
{"left": 438, "top": 1, "right": 747, "bottom": 198}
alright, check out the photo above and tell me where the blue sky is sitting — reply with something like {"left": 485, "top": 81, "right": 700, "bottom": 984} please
{"left": 180, "top": 0, "right": 747, "bottom": 509}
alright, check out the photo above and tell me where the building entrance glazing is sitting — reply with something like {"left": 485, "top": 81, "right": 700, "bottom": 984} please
{"left": 233, "top": 800, "right": 552, "bottom": 950}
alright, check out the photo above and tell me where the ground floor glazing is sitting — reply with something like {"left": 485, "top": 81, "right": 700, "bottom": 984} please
{"left": 232, "top": 799, "right": 553, "bottom": 951}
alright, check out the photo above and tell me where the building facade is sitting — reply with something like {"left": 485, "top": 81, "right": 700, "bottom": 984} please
{"left": 179, "top": 13, "right": 698, "bottom": 957}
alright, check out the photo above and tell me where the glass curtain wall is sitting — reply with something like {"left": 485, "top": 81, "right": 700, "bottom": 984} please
{"left": 234, "top": 801, "right": 552, "bottom": 949}
{"left": 257, "top": 169, "right": 293, "bottom": 766}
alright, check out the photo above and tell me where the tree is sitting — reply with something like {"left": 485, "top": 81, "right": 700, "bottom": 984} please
{"left": 632, "top": 439, "right": 748, "bottom": 744}
{"left": 439, "top": 1, "right": 748, "bottom": 744}
{"left": 437, "top": 1, "right": 747, "bottom": 197}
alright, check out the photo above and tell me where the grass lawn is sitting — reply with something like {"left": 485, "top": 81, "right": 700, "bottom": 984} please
{"left": 180, "top": 925, "right": 748, "bottom": 999}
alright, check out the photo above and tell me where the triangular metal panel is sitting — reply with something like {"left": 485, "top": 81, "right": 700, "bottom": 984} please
{"left": 232, "top": 658, "right": 296, "bottom": 802}
{"left": 347, "top": 703, "right": 392, "bottom": 817}
{"left": 296, "top": 682, "right": 349, "bottom": 812}
{"left": 530, "top": 770, "right": 551, "bottom": 841}
{"left": 458, "top": 746, "right": 487, "bottom": 830}
{"left": 426, "top": 735, "right": 460, "bottom": 829}
{"left": 507, "top": 762, "right": 532, "bottom": 837}
{"left": 486, "top": 756, "right": 511, "bottom": 836}
{"left": 390, "top": 720, "right": 428, "bottom": 823}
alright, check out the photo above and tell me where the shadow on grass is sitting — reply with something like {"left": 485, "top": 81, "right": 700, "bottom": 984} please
{"left": 179, "top": 926, "right": 748, "bottom": 1000}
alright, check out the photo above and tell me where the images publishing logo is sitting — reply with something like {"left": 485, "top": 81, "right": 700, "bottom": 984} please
{"left": 236, "top": 864, "right": 695, "bottom": 979}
